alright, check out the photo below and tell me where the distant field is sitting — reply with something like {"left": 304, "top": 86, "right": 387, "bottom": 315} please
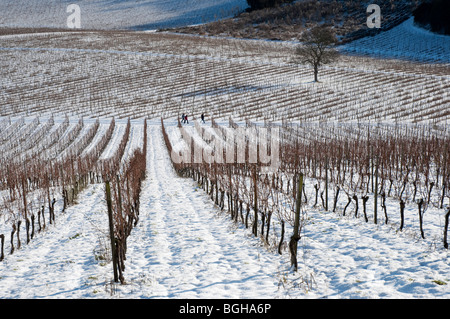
{"left": 0, "top": 0, "right": 248, "bottom": 30}
{"left": 1, "top": 30, "right": 448, "bottom": 123}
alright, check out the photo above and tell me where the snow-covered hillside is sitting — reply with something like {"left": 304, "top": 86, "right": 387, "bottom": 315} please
{"left": 0, "top": 0, "right": 248, "bottom": 30}
{"left": 341, "top": 17, "right": 450, "bottom": 64}
{"left": 0, "top": 0, "right": 449, "bottom": 302}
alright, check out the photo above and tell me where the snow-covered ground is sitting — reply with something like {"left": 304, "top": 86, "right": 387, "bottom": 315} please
{"left": 1, "top": 2, "right": 449, "bottom": 301}
{"left": 341, "top": 17, "right": 450, "bottom": 64}
{"left": 0, "top": 122, "right": 449, "bottom": 299}
{"left": 0, "top": 0, "right": 248, "bottom": 30}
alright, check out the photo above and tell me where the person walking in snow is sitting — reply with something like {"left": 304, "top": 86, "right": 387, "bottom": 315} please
{"left": 201, "top": 113, "right": 205, "bottom": 124}
{"left": 185, "top": 114, "right": 189, "bottom": 124}
{"left": 181, "top": 113, "right": 185, "bottom": 124}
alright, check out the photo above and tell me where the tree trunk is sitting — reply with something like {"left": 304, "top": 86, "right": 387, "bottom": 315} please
{"left": 314, "top": 64, "right": 319, "bottom": 82}
{"left": 333, "top": 186, "right": 340, "bottom": 212}
{"left": 362, "top": 195, "right": 369, "bottom": 223}
{"left": 343, "top": 196, "right": 351, "bottom": 216}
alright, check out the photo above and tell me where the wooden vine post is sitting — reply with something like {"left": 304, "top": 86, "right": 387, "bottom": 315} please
{"left": 0, "top": 234, "right": 4, "bottom": 261}
{"left": 325, "top": 158, "right": 328, "bottom": 211}
{"left": 444, "top": 207, "right": 450, "bottom": 249}
{"left": 418, "top": 198, "right": 425, "bottom": 239}
{"left": 399, "top": 200, "right": 405, "bottom": 231}
{"left": 290, "top": 172, "right": 303, "bottom": 272}
{"left": 374, "top": 155, "right": 378, "bottom": 224}
{"left": 21, "top": 177, "right": 29, "bottom": 243}
{"left": 252, "top": 165, "right": 258, "bottom": 237}
{"left": 105, "top": 181, "right": 119, "bottom": 283}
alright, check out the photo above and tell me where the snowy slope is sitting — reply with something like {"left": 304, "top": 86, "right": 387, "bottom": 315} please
{"left": 0, "top": 0, "right": 248, "bottom": 30}
{"left": 341, "top": 17, "right": 450, "bottom": 64}
{"left": 0, "top": 122, "right": 449, "bottom": 299}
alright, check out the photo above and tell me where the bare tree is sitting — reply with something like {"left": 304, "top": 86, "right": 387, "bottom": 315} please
{"left": 293, "top": 26, "right": 340, "bottom": 82}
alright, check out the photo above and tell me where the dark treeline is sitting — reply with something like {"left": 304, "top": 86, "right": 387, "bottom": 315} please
{"left": 413, "top": 0, "right": 450, "bottom": 35}
{"left": 246, "top": 0, "right": 295, "bottom": 11}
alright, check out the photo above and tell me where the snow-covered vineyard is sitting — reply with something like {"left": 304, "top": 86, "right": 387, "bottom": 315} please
{"left": 0, "top": 30, "right": 449, "bottom": 124}
{"left": 0, "top": 114, "right": 449, "bottom": 298}
{"left": 0, "top": 1, "right": 450, "bottom": 299}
